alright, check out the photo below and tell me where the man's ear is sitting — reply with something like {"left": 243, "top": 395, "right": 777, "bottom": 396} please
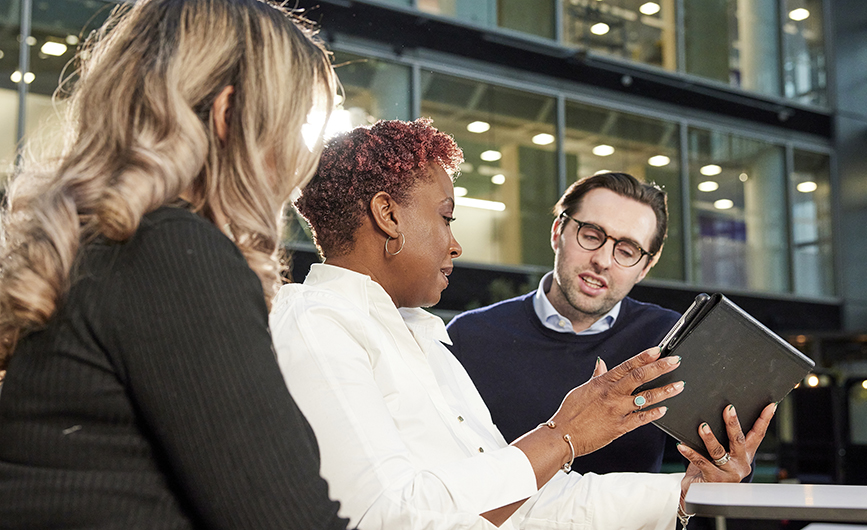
{"left": 369, "top": 191, "right": 401, "bottom": 238}
{"left": 212, "top": 85, "right": 235, "bottom": 143}
{"left": 551, "top": 217, "right": 564, "bottom": 252}
{"left": 636, "top": 242, "right": 664, "bottom": 283}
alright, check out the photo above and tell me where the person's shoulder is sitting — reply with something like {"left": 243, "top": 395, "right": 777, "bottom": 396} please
{"left": 270, "top": 278, "right": 362, "bottom": 323}
{"left": 621, "top": 296, "right": 681, "bottom": 324}
{"left": 446, "top": 291, "right": 535, "bottom": 328}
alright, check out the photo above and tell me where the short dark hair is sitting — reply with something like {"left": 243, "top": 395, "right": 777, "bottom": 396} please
{"left": 295, "top": 118, "right": 463, "bottom": 258}
{"left": 553, "top": 172, "right": 668, "bottom": 256}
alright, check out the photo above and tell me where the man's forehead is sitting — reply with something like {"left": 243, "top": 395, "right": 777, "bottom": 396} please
{"left": 571, "top": 189, "right": 657, "bottom": 245}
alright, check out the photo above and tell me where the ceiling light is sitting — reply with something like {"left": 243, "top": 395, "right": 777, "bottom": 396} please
{"left": 25, "top": 36, "right": 36, "bottom": 46}
{"left": 739, "top": 172, "right": 749, "bottom": 182}
{"left": 700, "top": 164, "right": 722, "bottom": 176}
{"left": 713, "top": 199, "right": 734, "bottom": 210}
{"left": 806, "top": 374, "right": 819, "bottom": 387}
{"left": 789, "top": 8, "right": 810, "bottom": 21}
{"left": 862, "top": 379, "right": 867, "bottom": 390}
{"left": 454, "top": 186, "right": 468, "bottom": 197}
{"left": 590, "top": 23, "right": 610, "bottom": 35}
{"left": 491, "top": 174, "right": 506, "bottom": 185}
{"left": 66, "top": 34, "right": 79, "bottom": 45}
{"left": 797, "top": 181, "right": 818, "bottom": 193}
{"left": 11, "top": 71, "right": 34, "bottom": 84}
{"left": 467, "top": 121, "right": 490, "bottom": 133}
{"left": 459, "top": 162, "right": 474, "bottom": 173}
{"left": 41, "top": 41, "right": 67, "bottom": 56}
{"left": 23, "top": 72, "right": 34, "bottom": 84}
{"left": 697, "top": 180, "right": 719, "bottom": 192}
{"left": 593, "top": 169, "right": 611, "bottom": 175}
{"left": 456, "top": 197, "right": 506, "bottom": 211}
{"left": 639, "top": 2, "right": 661, "bottom": 16}
{"left": 647, "top": 155, "right": 670, "bottom": 167}
{"left": 532, "top": 133, "right": 555, "bottom": 145}
{"left": 592, "top": 144, "right": 615, "bottom": 157}
{"left": 480, "top": 150, "right": 502, "bottom": 162}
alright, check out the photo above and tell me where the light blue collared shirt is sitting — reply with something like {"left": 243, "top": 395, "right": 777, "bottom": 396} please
{"left": 532, "top": 271, "right": 621, "bottom": 335}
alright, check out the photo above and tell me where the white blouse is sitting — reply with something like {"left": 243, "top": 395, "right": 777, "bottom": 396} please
{"left": 271, "top": 264, "right": 681, "bottom": 530}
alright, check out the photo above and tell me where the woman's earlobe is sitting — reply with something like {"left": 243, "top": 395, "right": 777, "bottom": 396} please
{"left": 212, "top": 85, "right": 235, "bottom": 143}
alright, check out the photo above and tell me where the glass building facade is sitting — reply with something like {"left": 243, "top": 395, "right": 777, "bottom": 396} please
{"left": 1, "top": 0, "right": 836, "bottom": 300}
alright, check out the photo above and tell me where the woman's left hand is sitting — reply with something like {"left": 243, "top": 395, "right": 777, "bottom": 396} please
{"left": 678, "top": 402, "right": 777, "bottom": 501}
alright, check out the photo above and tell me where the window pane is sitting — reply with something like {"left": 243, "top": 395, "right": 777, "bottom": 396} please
{"left": 421, "top": 71, "right": 558, "bottom": 267}
{"left": 684, "top": 0, "right": 781, "bottom": 97}
{"left": 286, "top": 52, "right": 412, "bottom": 246}
{"left": 564, "top": 100, "right": 683, "bottom": 280}
{"left": 562, "top": 0, "right": 676, "bottom": 71}
{"left": 418, "top": 0, "right": 555, "bottom": 38}
{"left": 783, "top": 0, "right": 827, "bottom": 106}
{"left": 688, "top": 127, "right": 788, "bottom": 292}
{"left": 791, "top": 149, "right": 833, "bottom": 296}
{"left": 0, "top": 0, "right": 113, "bottom": 182}
{"left": 850, "top": 379, "right": 867, "bottom": 445}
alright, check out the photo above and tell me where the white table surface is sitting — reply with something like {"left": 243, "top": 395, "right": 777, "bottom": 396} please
{"left": 684, "top": 483, "right": 867, "bottom": 522}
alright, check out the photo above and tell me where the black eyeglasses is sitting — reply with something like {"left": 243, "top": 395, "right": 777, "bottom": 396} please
{"left": 559, "top": 212, "right": 654, "bottom": 268}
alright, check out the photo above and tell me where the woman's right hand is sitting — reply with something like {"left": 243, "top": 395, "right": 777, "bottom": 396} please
{"left": 547, "top": 346, "right": 684, "bottom": 457}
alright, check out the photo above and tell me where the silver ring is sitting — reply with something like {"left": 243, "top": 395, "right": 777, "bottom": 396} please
{"left": 633, "top": 395, "right": 647, "bottom": 408}
{"left": 713, "top": 452, "right": 731, "bottom": 466}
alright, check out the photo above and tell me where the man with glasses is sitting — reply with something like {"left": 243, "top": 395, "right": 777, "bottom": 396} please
{"left": 446, "top": 172, "right": 680, "bottom": 474}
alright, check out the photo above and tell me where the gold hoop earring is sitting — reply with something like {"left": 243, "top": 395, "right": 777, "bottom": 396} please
{"left": 385, "top": 233, "right": 405, "bottom": 256}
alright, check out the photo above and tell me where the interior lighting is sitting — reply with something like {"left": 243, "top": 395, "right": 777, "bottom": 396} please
{"left": 0, "top": 50, "right": 4, "bottom": 60}
{"left": 480, "top": 150, "right": 502, "bottom": 162}
{"left": 797, "top": 181, "right": 818, "bottom": 193}
{"left": 789, "top": 8, "right": 810, "bottom": 21}
{"left": 491, "top": 174, "right": 506, "bottom": 185}
{"left": 647, "top": 155, "right": 670, "bottom": 167}
{"left": 700, "top": 164, "right": 722, "bottom": 176}
{"left": 590, "top": 23, "right": 610, "bottom": 36}
{"left": 594, "top": 169, "right": 612, "bottom": 175}
{"left": 459, "top": 162, "right": 474, "bottom": 173}
{"left": 592, "top": 144, "right": 615, "bottom": 157}
{"left": 454, "top": 186, "right": 468, "bottom": 197}
{"left": 41, "top": 41, "right": 67, "bottom": 56}
{"left": 456, "top": 196, "right": 506, "bottom": 211}
{"left": 739, "top": 172, "right": 749, "bottom": 182}
{"left": 806, "top": 374, "right": 820, "bottom": 387}
{"left": 713, "top": 199, "right": 734, "bottom": 210}
{"left": 467, "top": 121, "right": 491, "bottom": 133}
{"left": 66, "top": 34, "right": 80, "bottom": 45}
{"left": 301, "top": 108, "right": 353, "bottom": 150}
{"left": 10, "top": 71, "right": 34, "bottom": 84}
{"left": 532, "top": 133, "right": 555, "bottom": 145}
{"left": 639, "top": 2, "right": 661, "bottom": 15}
{"left": 25, "top": 36, "right": 36, "bottom": 46}
{"left": 862, "top": 379, "right": 867, "bottom": 390}
{"left": 697, "top": 181, "right": 719, "bottom": 192}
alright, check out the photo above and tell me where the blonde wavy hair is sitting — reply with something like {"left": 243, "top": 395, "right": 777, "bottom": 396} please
{"left": 0, "top": 0, "right": 336, "bottom": 368}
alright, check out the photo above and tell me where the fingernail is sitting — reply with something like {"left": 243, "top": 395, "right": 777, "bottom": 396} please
{"left": 728, "top": 404, "right": 736, "bottom": 414}
{"left": 673, "top": 381, "right": 685, "bottom": 391}
{"left": 772, "top": 402, "right": 778, "bottom": 412}
{"left": 701, "top": 422, "right": 711, "bottom": 434}
{"left": 668, "top": 355, "right": 681, "bottom": 366}
{"left": 596, "top": 356, "right": 602, "bottom": 367}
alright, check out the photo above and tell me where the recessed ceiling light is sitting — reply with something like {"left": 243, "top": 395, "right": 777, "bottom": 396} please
{"left": 532, "top": 133, "right": 555, "bottom": 145}
{"left": 66, "top": 34, "right": 80, "bottom": 45}
{"left": 789, "top": 8, "right": 810, "bottom": 21}
{"left": 491, "top": 174, "right": 506, "bottom": 185}
{"left": 590, "top": 23, "right": 610, "bottom": 35}
{"left": 797, "top": 181, "right": 818, "bottom": 193}
{"left": 592, "top": 144, "right": 615, "bottom": 157}
{"left": 467, "top": 121, "right": 490, "bottom": 133}
{"left": 454, "top": 186, "right": 468, "bottom": 197}
{"left": 639, "top": 2, "right": 661, "bottom": 15}
{"left": 739, "top": 172, "right": 749, "bottom": 182}
{"left": 41, "top": 41, "right": 67, "bottom": 56}
{"left": 700, "top": 164, "right": 722, "bottom": 176}
{"left": 480, "top": 150, "right": 502, "bottom": 162}
{"left": 714, "top": 199, "right": 734, "bottom": 210}
{"left": 697, "top": 181, "right": 719, "bottom": 192}
{"left": 648, "top": 155, "right": 670, "bottom": 167}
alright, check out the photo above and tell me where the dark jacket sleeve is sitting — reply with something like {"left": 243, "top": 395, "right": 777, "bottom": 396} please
{"left": 103, "top": 215, "right": 348, "bottom": 530}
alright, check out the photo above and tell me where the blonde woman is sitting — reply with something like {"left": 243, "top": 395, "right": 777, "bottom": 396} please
{"left": 0, "top": 1, "right": 348, "bottom": 528}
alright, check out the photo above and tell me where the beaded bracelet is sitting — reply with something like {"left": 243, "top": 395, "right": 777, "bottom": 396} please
{"left": 539, "top": 420, "right": 575, "bottom": 473}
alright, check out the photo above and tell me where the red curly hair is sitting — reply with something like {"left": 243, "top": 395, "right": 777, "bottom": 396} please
{"left": 295, "top": 118, "right": 463, "bottom": 257}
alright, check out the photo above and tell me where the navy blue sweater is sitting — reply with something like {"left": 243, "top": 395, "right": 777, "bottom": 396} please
{"left": 446, "top": 292, "right": 680, "bottom": 474}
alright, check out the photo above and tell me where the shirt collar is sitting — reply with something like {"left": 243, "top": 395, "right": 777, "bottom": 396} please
{"left": 532, "top": 271, "right": 621, "bottom": 335}
{"left": 297, "top": 263, "right": 452, "bottom": 346}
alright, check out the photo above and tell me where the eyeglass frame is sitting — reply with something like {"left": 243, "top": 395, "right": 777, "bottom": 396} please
{"left": 558, "top": 212, "right": 655, "bottom": 268}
